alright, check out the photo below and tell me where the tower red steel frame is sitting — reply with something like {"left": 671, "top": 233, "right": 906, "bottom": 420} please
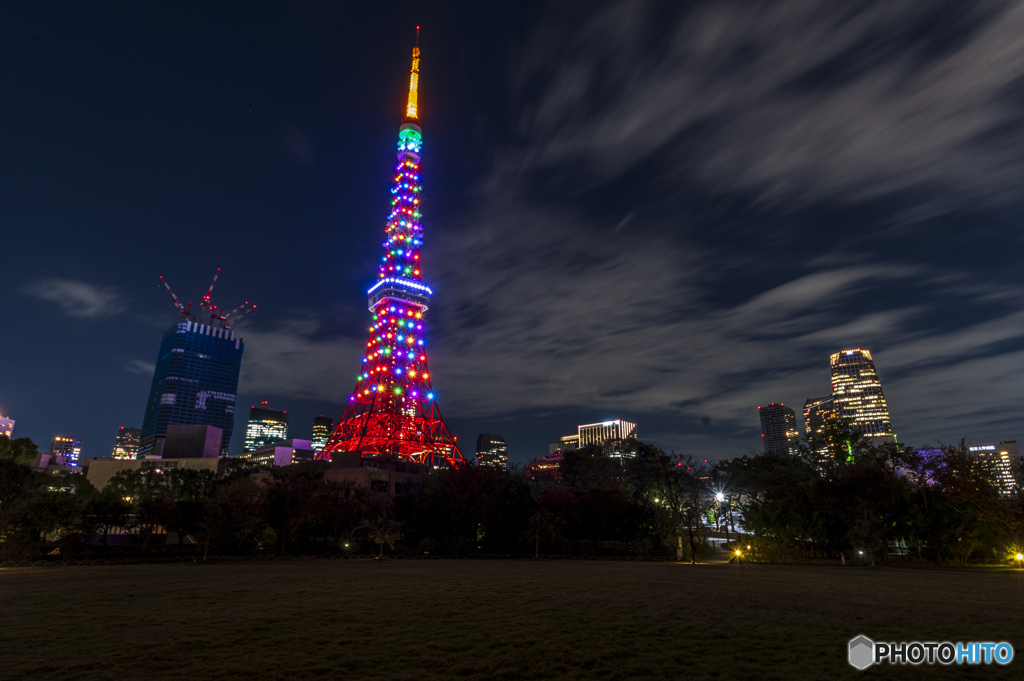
{"left": 318, "top": 32, "right": 464, "bottom": 468}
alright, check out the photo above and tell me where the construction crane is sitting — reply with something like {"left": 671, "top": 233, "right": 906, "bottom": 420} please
{"left": 158, "top": 269, "right": 255, "bottom": 330}
{"left": 159, "top": 276, "right": 193, "bottom": 321}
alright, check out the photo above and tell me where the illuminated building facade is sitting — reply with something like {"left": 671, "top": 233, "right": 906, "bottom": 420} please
{"left": 244, "top": 402, "right": 289, "bottom": 452}
{"left": 0, "top": 415, "right": 13, "bottom": 438}
{"left": 829, "top": 348, "right": 894, "bottom": 439}
{"left": 474, "top": 433, "right": 508, "bottom": 470}
{"left": 578, "top": 420, "right": 637, "bottom": 447}
{"left": 50, "top": 435, "right": 82, "bottom": 467}
{"left": 317, "top": 33, "right": 463, "bottom": 468}
{"left": 549, "top": 434, "right": 579, "bottom": 455}
{"left": 140, "top": 320, "right": 244, "bottom": 457}
{"left": 246, "top": 439, "right": 316, "bottom": 467}
{"left": 803, "top": 396, "right": 835, "bottom": 440}
{"left": 525, "top": 453, "right": 563, "bottom": 481}
{"left": 311, "top": 416, "right": 334, "bottom": 453}
{"left": 969, "top": 441, "right": 1020, "bottom": 496}
{"left": 758, "top": 403, "right": 799, "bottom": 456}
{"left": 112, "top": 426, "right": 141, "bottom": 459}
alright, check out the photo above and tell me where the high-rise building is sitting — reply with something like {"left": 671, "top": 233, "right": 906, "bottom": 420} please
{"left": 140, "top": 320, "right": 244, "bottom": 457}
{"left": 474, "top": 433, "right": 508, "bottom": 470}
{"left": 311, "top": 416, "right": 334, "bottom": 453}
{"left": 316, "top": 35, "right": 464, "bottom": 469}
{"left": 578, "top": 420, "right": 637, "bottom": 447}
{"left": 244, "top": 402, "right": 289, "bottom": 452}
{"left": 803, "top": 396, "right": 835, "bottom": 440}
{"left": 112, "top": 426, "right": 141, "bottom": 459}
{"left": 758, "top": 403, "right": 799, "bottom": 456}
{"left": 829, "top": 348, "right": 893, "bottom": 439}
{"left": 0, "top": 414, "right": 13, "bottom": 438}
{"left": 968, "top": 441, "right": 1020, "bottom": 496}
{"left": 50, "top": 435, "right": 82, "bottom": 467}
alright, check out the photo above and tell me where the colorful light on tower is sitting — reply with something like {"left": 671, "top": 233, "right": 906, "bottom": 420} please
{"left": 318, "top": 31, "right": 464, "bottom": 468}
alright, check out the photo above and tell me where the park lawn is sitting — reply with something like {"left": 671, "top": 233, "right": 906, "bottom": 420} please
{"left": 1, "top": 560, "right": 1022, "bottom": 680}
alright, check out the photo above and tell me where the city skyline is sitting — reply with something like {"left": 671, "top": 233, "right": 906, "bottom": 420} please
{"left": 1, "top": 3, "right": 1022, "bottom": 463}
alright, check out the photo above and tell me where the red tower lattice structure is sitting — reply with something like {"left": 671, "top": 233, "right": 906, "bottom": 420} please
{"left": 318, "top": 32, "right": 465, "bottom": 468}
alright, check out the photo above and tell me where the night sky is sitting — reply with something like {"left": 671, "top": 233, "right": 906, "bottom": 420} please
{"left": 3, "top": 1, "right": 1022, "bottom": 464}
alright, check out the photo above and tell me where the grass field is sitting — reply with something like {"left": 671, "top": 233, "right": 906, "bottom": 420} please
{"left": 2, "top": 559, "right": 1022, "bottom": 680}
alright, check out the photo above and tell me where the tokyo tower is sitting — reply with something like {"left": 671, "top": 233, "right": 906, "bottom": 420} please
{"left": 318, "top": 31, "right": 465, "bottom": 468}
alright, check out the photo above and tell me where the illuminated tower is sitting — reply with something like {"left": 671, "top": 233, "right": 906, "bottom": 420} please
{"left": 829, "top": 348, "right": 894, "bottom": 439}
{"left": 319, "top": 32, "right": 464, "bottom": 468}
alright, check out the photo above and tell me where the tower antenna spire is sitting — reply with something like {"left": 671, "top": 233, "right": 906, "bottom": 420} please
{"left": 405, "top": 27, "right": 421, "bottom": 121}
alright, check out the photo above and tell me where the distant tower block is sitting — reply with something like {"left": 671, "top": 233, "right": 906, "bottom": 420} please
{"left": 318, "top": 31, "right": 464, "bottom": 468}
{"left": 758, "top": 404, "right": 798, "bottom": 455}
{"left": 311, "top": 416, "right": 334, "bottom": 453}
{"left": 475, "top": 434, "right": 508, "bottom": 470}
{"left": 244, "top": 402, "right": 289, "bottom": 452}
{"left": 112, "top": 426, "right": 142, "bottom": 459}
{"left": 50, "top": 435, "right": 82, "bottom": 467}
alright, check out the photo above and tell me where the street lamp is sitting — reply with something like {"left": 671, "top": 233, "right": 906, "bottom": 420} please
{"left": 1015, "top": 553, "right": 1023, "bottom": 569}
{"left": 715, "top": 492, "right": 725, "bottom": 502}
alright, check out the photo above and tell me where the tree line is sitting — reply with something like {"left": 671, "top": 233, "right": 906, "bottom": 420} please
{"left": 2, "top": 428, "right": 1022, "bottom": 565}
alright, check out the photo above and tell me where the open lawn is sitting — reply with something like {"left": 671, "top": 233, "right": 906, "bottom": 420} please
{"left": 2, "top": 559, "right": 1022, "bottom": 680}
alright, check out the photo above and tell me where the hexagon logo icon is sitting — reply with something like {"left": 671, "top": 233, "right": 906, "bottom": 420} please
{"left": 848, "top": 635, "right": 874, "bottom": 670}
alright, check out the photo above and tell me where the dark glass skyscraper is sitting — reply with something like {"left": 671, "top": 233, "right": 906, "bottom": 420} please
{"left": 140, "top": 321, "right": 244, "bottom": 456}
{"left": 758, "top": 403, "right": 799, "bottom": 455}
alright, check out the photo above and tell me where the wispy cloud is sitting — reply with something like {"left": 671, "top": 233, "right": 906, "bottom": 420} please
{"left": 24, "top": 279, "right": 121, "bottom": 318}
{"left": 125, "top": 359, "right": 156, "bottom": 375}
{"left": 502, "top": 0, "right": 1024, "bottom": 211}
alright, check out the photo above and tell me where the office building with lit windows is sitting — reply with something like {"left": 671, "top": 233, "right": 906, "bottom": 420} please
{"left": 0, "top": 415, "right": 13, "bottom": 438}
{"left": 803, "top": 396, "right": 835, "bottom": 440}
{"left": 474, "top": 433, "right": 508, "bottom": 470}
{"left": 244, "top": 402, "right": 289, "bottom": 452}
{"left": 50, "top": 435, "right": 82, "bottom": 467}
{"left": 829, "top": 348, "right": 893, "bottom": 439}
{"left": 311, "top": 416, "right": 334, "bottom": 453}
{"left": 246, "top": 438, "right": 316, "bottom": 467}
{"left": 140, "top": 321, "right": 244, "bottom": 457}
{"left": 112, "top": 426, "right": 141, "bottom": 459}
{"left": 578, "top": 420, "right": 637, "bottom": 447}
{"left": 969, "top": 441, "right": 1020, "bottom": 496}
{"left": 758, "top": 403, "right": 799, "bottom": 456}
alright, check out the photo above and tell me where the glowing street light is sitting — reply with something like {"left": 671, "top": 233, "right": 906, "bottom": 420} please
{"left": 715, "top": 492, "right": 725, "bottom": 502}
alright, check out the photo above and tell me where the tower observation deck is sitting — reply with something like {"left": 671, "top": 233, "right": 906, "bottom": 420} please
{"left": 318, "top": 31, "right": 464, "bottom": 468}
